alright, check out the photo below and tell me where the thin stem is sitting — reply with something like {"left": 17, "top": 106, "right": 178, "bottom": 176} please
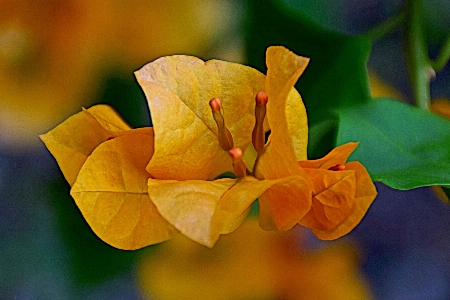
{"left": 404, "top": 0, "right": 430, "bottom": 110}
{"left": 364, "top": 9, "right": 405, "bottom": 41}
{"left": 430, "top": 34, "right": 450, "bottom": 72}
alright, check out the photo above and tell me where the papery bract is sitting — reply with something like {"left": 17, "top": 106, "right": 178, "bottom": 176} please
{"left": 299, "top": 143, "right": 377, "bottom": 239}
{"left": 42, "top": 45, "right": 377, "bottom": 249}
{"left": 135, "top": 56, "right": 266, "bottom": 181}
{"left": 40, "top": 105, "right": 133, "bottom": 186}
{"left": 71, "top": 133, "right": 178, "bottom": 249}
{"left": 134, "top": 46, "right": 314, "bottom": 246}
{"left": 211, "top": 46, "right": 313, "bottom": 235}
{"left": 41, "top": 105, "right": 178, "bottom": 250}
{"left": 252, "top": 46, "right": 312, "bottom": 231}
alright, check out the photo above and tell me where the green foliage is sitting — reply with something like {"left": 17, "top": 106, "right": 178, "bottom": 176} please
{"left": 307, "top": 119, "right": 337, "bottom": 159}
{"left": 245, "top": 0, "right": 372, "bottom": 126}
{"left": 245, "top": 0, "right": 450, "bottom": 190}
{"left": 336, "top": 99, "right": 450, "bottom": 189}
{"left": 97, "top": 70, "right": 151, "bottom": 128}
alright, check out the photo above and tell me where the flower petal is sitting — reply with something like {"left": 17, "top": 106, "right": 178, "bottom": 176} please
{"left": 255, "top": 46, "right": 310, "bottom": 179}
{"left": 135, "top": 55, "right": 265, "bottom": 181}
{"left": 211, "top": 176, "right": 264, "bottom": 237}
{"left": 311, "top": 161, "right": 377, "bottom": 240}
{"left": 147, "top": 178, "right": 236, "bottom": 247}
{"left": 266, "top": 46, "right": 309, "bottom": 160}
{"left": 70, "top": 134, "right": 178, "bottom": 250}
{"left": 40, "top": 105, "right": 137, "bottom": 186}
{"left": 286, "top": 89, "right": 309, "bottom": 161}
{"left": 300, "top": 169, "right": 356, "bottom": 231}
{"left": 299, "top": 142, "right": 358, "bottom": 169}
{"left": 258, "top": 176, "right": 312, "bottom": 231}
{"left": 242, "top": 143, "right": 258, "bottom": 172}
{"left": 212, "top": 174, "right": 312, "bottom": 235}
{"left": 83, "top": 104, "right": 132, "bottom": 132}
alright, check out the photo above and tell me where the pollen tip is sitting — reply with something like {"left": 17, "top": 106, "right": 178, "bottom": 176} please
{"left": 328, "top": 164, "right": 346, "bottom": 171}
{"left": 228, "top": 147, "right": 247, "bottom": 177}
{"left": 228, "top": 147, "right": 243, "bottom": 160}
{"left": 255, "top": 91, "right": 268, "bottom": 106}
{"left": 209, "top": 97, "right": 222, "bottom": 112}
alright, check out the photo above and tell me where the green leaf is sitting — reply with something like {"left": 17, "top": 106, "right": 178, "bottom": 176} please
{"left": 307, "top": 118, "right": 337, "bottom": 159}
{"left": 245, "top": 0, "right": 372, "bottom": 125}
{"left": 336, "top": 98, "right": 450, "bottom": 189}
{"left": 96, "top": 70, "right": 151, "bottom": 128}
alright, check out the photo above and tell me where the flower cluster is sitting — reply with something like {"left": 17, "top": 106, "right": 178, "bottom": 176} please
{"left": 41, "top": 46, "right": 377, "bottom": 249}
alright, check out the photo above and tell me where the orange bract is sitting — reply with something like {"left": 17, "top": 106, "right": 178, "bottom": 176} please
{"left": 71, "top": 134, "right": 178, "bottom": 249}
{"left": 135, "top": 55, "right": 266, "bottom": 181}
{"left": 252, "top": 47, "right": 312, "bottom": 230}
{"left": 42, "top": 46, "right": 377, "bottom": 249}
{"left": 39, "top": 105, "right": 134, "bottom": 186}
{"left": 299, "top": 143, "right": 377, "bottom": 239}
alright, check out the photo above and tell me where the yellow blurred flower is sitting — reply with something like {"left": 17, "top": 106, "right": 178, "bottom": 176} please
{"left": 431, "top": 98, "right": 450, "bottom": 120}
{"left": 0, "top": 0, "right": 233, "bottom": 150}
{"left": 138, "top": 219, "right": 373, "bottom": 300}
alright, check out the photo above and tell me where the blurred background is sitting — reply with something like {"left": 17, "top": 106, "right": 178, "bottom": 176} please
{"left": 1, "top": 0, "right": 450, "bottom": 299}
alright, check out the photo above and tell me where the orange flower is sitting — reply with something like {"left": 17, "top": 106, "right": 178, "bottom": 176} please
{"left": 134, "top": 46, "right": 313, "bottom": 247}
{"left": 40, "top": 105, "right": 179, "bottom": 249}
{"left": 211, "top": 48, "right": 376, "bottom": 240}
{"left": 41, "top": 46, "right": 376, "bottom": 249}
{"left": 1, "top": 0, "right": 231, "bottom": 149}
{"left": 431, "top": 98, "right": 450, "bottom": 120}
{"left": 299, "top": 143, "right": 377, "bottom": 239}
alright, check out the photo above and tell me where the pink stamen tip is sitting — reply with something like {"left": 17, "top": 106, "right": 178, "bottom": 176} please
{"left": 328, "top": 164, "right": 346, "bottom": 171}
{"left": 228, "top": 147, "right": 243, "bottom": 160}
{"left": 255, "top": 91, "right": 268, "bottom": 106}
{"left": 209, "top": 98, "right": 222, "bottom": 112}
{"left": 228, "top": 147, "right": 247, "bottom": 177}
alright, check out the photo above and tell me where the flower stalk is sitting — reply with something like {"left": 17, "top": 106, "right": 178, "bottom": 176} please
{"left": 404, "top": 0, "right": 431, "bottom": 111}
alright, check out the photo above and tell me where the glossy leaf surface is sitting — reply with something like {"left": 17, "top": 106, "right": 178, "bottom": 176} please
{"left": 337, "top": 99, "right": 450, "bottom": 189}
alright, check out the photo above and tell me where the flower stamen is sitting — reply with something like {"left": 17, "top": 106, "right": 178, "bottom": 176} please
{"left": 328, "top": 164, "right": 346, "bottom": 171}
{"left": 209, "top": 97, "right": 234, "bottom": 151}
{"left": 252, "top": 91, "right": 268, "bottom": 153}
{"left": 228, "top": 147, "right": 247, "bottom": 178}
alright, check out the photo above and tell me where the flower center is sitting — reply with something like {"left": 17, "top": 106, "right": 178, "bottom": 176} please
{"left": 209, "top": 92, "right": 269, "bottom": 177}
{"left": 328, "top": 164, "right": 346, "bottom": 171}
{"left": 209, "top": 97, "right": 234, "bottom": 151}
{"left": 228, "top": 147, "right": 247, "bottom": 177}
{"left": 252, "top": 91, "right": 269, "bottom": 153}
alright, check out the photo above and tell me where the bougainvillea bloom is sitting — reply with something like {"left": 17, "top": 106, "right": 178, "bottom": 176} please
{"left": 41, "top": 46, "right": 377, "bottom": 249}
{"left": 40, "top": 105, "right": 179, "bottom": 249}
{"left": 299, "top": 143, "right": 377, "bottom": 240}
